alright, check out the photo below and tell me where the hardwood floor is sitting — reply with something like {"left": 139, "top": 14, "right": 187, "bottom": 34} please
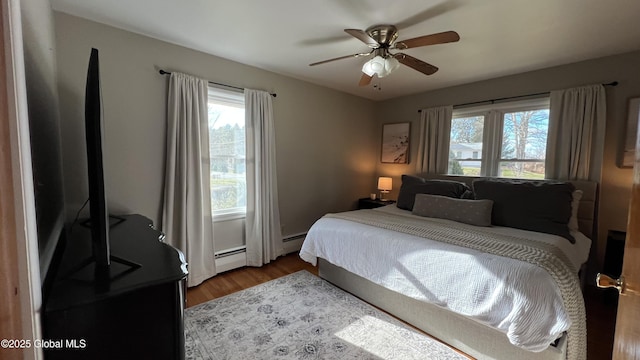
{"left": 186, "top": 252, "right": 317, "bottom": 308}
{"left": 187, "top": 253, "right": 618, "bottom": 360}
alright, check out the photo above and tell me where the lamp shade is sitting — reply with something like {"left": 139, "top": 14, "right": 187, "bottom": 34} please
{"left": 384, "top": 57, "right": 400, "bottom": 74}
{"left": 362, "top": 60, "right": 376, "bottom": 77}
{"left": 362, "top": 56, "right": 385, "bottom": 77}
{"left": 377, "top": 177, "right": 392, "bottom": 191}
{"left": 362, "top": 56, "right": 400, "bottom": 78}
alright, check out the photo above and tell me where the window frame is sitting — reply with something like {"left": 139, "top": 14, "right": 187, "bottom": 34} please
{"left": 449, "top": 97, "right": 550, "bottom": 178}
{"left": 207, "top": 85, "right": 247, "bottom": 221}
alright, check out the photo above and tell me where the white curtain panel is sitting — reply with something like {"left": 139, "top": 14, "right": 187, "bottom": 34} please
{"left": 245, "top": 89, "right": 283, "bottom": 266}
{"left": 416, "top": 105, "right": 453, "bottom": 174}
{"left": 482, "top": 110, "right": 503, "bottom": 177}
{"left": 162, "top": 72, "right": 216, "bottom": 287}
{"left": 546, "top": 84, "right": 606, "bottom": 181}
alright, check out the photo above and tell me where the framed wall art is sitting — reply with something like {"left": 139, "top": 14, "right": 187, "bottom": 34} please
{"left": 381, "top": 122, "right": 410, "bottom": 164}
{"left": 622, "top": 97, "right": 640, "bottom": 168}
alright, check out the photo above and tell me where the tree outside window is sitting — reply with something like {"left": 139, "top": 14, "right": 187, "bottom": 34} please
{"left": 207, "top": 88, "right": 246, "bottom": 217}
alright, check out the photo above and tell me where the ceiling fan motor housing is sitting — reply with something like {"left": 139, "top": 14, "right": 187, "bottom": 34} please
{"left": 366, "top": 25, "right": 398, "bottom": 47}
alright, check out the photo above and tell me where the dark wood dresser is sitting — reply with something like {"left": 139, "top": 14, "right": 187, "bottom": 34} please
{"left": 43, "top": 214, "right": 188, "bottom": 360}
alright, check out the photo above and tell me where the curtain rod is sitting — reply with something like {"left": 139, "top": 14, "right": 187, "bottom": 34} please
{"left": 158, "top": 69, "right": 277, "bottom": 97}
{"left": 418, "top": 81, "right": 618, "bottom": 112}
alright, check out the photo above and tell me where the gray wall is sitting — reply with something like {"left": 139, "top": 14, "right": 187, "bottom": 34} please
{"left": 54, "top": 12, "right": 378, "bottom": 252}
{"left": 376, "top": 50, "right": 640, "bottom": 277}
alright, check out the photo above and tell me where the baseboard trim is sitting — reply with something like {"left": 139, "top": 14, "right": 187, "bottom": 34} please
{"left": 213, "top": 233, "right": 307, "bottom": 273}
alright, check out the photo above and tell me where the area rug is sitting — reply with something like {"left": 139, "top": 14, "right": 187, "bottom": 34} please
{"left": 185, "top": 270, "right": 467, "bottom": 359}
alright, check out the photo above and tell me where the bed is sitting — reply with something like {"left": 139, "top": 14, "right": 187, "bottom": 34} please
{"left": 300, "top": 174, "right": 597, "bottom": 360}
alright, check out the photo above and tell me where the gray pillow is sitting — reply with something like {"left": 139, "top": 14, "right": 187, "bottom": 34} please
{"left": 397, "top": 175, "right": 472, "bottom": 211}
{"left": 412, "top": 194, "right": 494, "bottom": 227}
{"left": 472, "top": 179, "right": 575, "bottom": 243}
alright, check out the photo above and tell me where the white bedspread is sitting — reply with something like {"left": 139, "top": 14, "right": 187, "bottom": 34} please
{"left": 299, "top": 205, "right": 590, "bottom": 352}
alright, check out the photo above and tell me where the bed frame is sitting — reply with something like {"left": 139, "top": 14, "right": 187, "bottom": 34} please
{"left": 317, "top": 175, "right": 597, "bottom": 360}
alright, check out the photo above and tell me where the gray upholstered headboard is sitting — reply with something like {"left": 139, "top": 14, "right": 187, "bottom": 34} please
{"left": 416, "top": 174, "right": 598, "bottom": 240}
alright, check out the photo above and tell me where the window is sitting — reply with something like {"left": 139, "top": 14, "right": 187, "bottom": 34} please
{"left": 449, "top": 115, "right": 483, "bottom": 176}
{"left": 447, "top": 98, "right": 549, "bottom": 179}
{"left": 499, "top": 108, "right": 549, "bottom": 179}
{"left": 207, "top": 87, "right": 246, "bottom": 219}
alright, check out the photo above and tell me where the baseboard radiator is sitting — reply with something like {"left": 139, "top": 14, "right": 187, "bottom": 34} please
{"left": 283, "top": 232, "right": 306, "bottom": 255}
{"left": 214, "top": 246, "right": 247, "bottom": 273}
{"left": 283, "top": 233, "right": 306, "bottom": 243}
{"left": 213, "top": 233, "right": 308, "bottom": 273}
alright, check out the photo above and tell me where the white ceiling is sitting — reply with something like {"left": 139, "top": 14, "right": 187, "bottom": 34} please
{"left": 51, "top": 0, "right": 640, "bottom": 101}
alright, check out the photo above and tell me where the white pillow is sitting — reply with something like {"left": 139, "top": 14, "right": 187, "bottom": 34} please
{"left": 568, "top": 190, "right": 583, "bottom": 231}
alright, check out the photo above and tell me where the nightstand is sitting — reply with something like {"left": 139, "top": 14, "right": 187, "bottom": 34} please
{"left": 358, "top": 198, "right": 396, "bottom": 209}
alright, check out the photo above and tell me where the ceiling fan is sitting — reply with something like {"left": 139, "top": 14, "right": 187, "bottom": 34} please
{"left": 309, "top": 25, "right": 460, "bottom": 86}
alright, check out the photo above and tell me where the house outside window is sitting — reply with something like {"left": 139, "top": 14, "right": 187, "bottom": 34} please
{"left": 449, "top": 115, "right": 483, "bottom": 176}
{"left": 207, "top": 86, "right": 246, "bottom": 220}
{"left": 448, "top": 98, "right": 550, "bottom": 179}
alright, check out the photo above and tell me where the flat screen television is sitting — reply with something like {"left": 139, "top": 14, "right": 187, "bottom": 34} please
{"left": 84, "top": 47, "right": 111, "bottom": 269}
{"left": 25, "top": 29, "right": 66, "bottom": 295}
{"left": 75, "top": 48, "right": 138, "bottom": 285}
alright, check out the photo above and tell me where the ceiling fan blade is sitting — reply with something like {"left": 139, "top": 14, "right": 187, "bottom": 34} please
{"left": 359, "top": 73, "right": 373, "bottom": 87}
{"left": 396, "top": 2, "right": 463, "bottom": 30}
{"left": 394, "top": 53, "right": 439, "bottom": 75}
{"left": 393, "top": 31, "right": 460, "bottom": 50}
{"left": 344, "top": 29, "right": 379, "bottom": 48}
{"left": 309, "top": 52, "right": 371, "bottom": 66}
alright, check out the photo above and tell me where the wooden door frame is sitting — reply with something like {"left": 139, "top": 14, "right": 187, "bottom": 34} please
{"left": 613, "top": 115, "right": 640, "bottom": 357}
{"left": 1, "top": 1, "right": 42, "bottom": 359}
{"left": 0, "top": 0, "right": 23, "bottom": 352}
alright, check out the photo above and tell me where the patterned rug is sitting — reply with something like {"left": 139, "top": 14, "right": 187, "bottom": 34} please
{"left": 185, "top": 270, "right": 468, "bottom": 360}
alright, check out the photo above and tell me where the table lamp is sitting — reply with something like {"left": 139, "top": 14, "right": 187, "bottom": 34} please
{"left": 377, "top": 177, "right": 392, "bottom": 201}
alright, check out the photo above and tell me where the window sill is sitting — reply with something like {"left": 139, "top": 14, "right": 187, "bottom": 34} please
{"left": 213, "top": 212, "right": 246, "bottom": 222}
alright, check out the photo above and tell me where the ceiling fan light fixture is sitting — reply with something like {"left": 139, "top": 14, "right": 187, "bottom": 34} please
{"left": 363, "top": 55, "right": 399, "bottom": 78}
{"left": 362, "top": 60, "right": 376, "bottom": 76}
{"left": 370, "top": 55, "right": 386, "bottom": 73}
{"left": 384, "top": 56, "right": 400, "bottom": 74}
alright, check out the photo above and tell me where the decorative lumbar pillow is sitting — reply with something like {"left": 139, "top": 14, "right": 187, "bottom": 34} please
{"left": 412, "top": 194, "right": 494, "bottom": 227}
{"left": 472, "top": 179, "right": 576, "bottom": 243}
{"left": 397, "top": 175, "right": 472, "bottom": 211}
